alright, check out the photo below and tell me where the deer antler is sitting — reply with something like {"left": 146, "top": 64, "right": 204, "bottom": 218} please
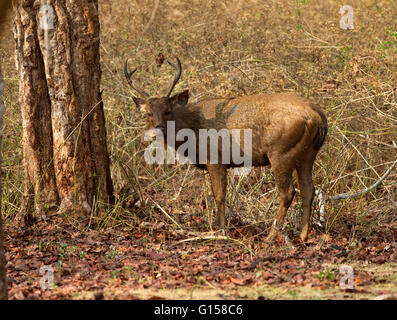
{"left": 124, "top": 60, "right": 150, "bottom": 97}
{"left": 165, "top": 56, "right": 182, "bottom": 97}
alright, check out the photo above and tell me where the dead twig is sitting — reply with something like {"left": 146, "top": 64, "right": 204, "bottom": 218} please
{"left": 316, "top": 158, "right": 397, "bottom": 223}
{"left": 179, "top": 235, "right": 232, "bottom": 243}
{"left": 146, "top": 194, "right": 184, "bottom": 230}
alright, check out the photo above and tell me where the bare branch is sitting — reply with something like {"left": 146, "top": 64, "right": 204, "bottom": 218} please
{"left": 316, "top": 158, "right": 397, "bottom": 223}
{"left": 327, "top": 159, "right": 397, "bottom": 201}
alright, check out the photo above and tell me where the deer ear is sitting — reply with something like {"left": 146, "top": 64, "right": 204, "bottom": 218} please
{"left": 171, "top": 90, "right": 189, "bottom": 108}
{"left": 133, "top": 97, "right": 147, "bottom": 112}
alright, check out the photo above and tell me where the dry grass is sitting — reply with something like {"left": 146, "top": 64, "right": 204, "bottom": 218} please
{"left": 0, "top": 0, "right": 396, "bottom": 243}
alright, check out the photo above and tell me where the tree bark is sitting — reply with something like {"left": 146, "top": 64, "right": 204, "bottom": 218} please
{"left": 0, "top": 65, "right": 8, "bottom": 300}
{"left": 14, "top": 0, "right": 113, "bottom": 221}
{"left": 0, "top": 0, "right": 13, "bottom": 301}
{"left": 14, "top": 1, "right": 59, "bottom": 222}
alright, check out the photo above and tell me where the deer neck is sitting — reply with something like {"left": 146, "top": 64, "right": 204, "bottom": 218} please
{"left": 171, "top": 104, "right": 202, "bottom": 133}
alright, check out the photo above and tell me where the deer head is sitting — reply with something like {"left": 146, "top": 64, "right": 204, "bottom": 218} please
{"left": 124, "top": 56, "right": 189, "bottom": 137}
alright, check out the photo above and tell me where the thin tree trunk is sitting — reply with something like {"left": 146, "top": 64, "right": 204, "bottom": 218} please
{"left": 14, "top": 2, "right": 59, "bottom": 224}
{"left": 14, "top": 0, "right": 113, "bottom": 221}
{"left": 0, "top": 0, "right": 12, "bottom": 300}
{"left": 0, "top": 65, "right": 8, "bottom": 300}
{"left": 38, "top": 0, "right": 113, "bottom": 216}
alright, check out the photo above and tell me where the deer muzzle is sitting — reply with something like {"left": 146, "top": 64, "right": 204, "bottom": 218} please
{"left": 146, "top": 126, "right": 165, "bottom": 138}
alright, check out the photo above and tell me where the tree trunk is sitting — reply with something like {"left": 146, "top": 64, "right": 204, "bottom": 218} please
{"left": 14, "top": 0, "right": 113, "bottom": 222}
{"left": 14, "top": 1, "right": 59, "bottom": 223}
{"left": 0, "top": 0, "right": 13, "bottom": 301}
{"left": 0, "top": 65, "right": 8, "bottom": 300}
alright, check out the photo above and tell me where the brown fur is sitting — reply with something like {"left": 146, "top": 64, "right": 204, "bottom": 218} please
{"left": 126, "top": 61, "right": 328, "bottom": 242}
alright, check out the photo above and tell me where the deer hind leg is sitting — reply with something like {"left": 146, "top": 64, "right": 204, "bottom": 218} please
{"left": 295, "top": 147, "right": 317, "bottom": 242}
{"left": 267, "top": 162, "right": 296, "bottom": 242}
{"left": 207, "top": 164, "right": 227, "bottom": 229}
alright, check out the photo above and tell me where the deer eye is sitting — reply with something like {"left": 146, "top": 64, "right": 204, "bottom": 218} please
{"left": 147, "top": 112, "right": 153, "bottom": 117}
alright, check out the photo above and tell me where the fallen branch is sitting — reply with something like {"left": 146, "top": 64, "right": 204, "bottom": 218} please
{"left": 146, "top": 194, "right": 184, "bottom": 230}
{"left": 179, "top": 235, "right": 231, "bottom": 243}
{"left": 316, "top": 158, "right": 397, "bottom": 223}
{"left": 178, "top": 232, "right": 254, "bottom": 256}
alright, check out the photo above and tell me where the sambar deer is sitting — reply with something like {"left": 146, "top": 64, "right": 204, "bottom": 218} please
{"left": 124, "top": 57, "right": 328, "bottom": 242}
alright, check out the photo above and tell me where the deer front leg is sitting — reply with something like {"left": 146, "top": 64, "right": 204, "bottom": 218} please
{"left": 206, "top": 164, "right": 227, "bottom": 229}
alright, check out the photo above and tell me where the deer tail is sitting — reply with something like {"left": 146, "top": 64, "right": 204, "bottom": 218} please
{"left": 312, "top": 106, "right": 328, "bottom": 150}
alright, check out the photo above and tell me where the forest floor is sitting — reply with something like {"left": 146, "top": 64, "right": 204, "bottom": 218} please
{"left": 4, "top": 212, "right": 397, "bottom": 300}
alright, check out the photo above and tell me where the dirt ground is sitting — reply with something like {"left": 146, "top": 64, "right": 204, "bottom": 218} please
{"left": 1, "top": 0, "right": 396, "bottom": 300}
{"left": 4, "top": 213, "right": 397, "bottom": 300}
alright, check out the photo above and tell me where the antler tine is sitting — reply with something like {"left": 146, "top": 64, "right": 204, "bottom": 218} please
{"left": 165, "top": 56, "right": 182, "bottom": 97}
{"left": 124, "top": 60, "right": 150, "bottom": 97}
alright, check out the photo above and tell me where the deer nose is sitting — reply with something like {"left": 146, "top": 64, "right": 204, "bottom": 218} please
{"left": 146, "top": 126, "right": 165, "bottom": 138}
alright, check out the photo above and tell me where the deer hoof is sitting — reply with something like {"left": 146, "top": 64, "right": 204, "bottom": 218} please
{"left": 266, "top": 227, "right": 278, "bottom": 242}
{"left": 300, "top": 225, "right": 309, "bottom": 242}
{"left": 213, "top": 216, "right": 226, "bottom": 229}
{"left": 300, "top": 231, "right": 308, "bottom": 242}
{"left": 212, "top": 221, "right": 225, "bottom": 230}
